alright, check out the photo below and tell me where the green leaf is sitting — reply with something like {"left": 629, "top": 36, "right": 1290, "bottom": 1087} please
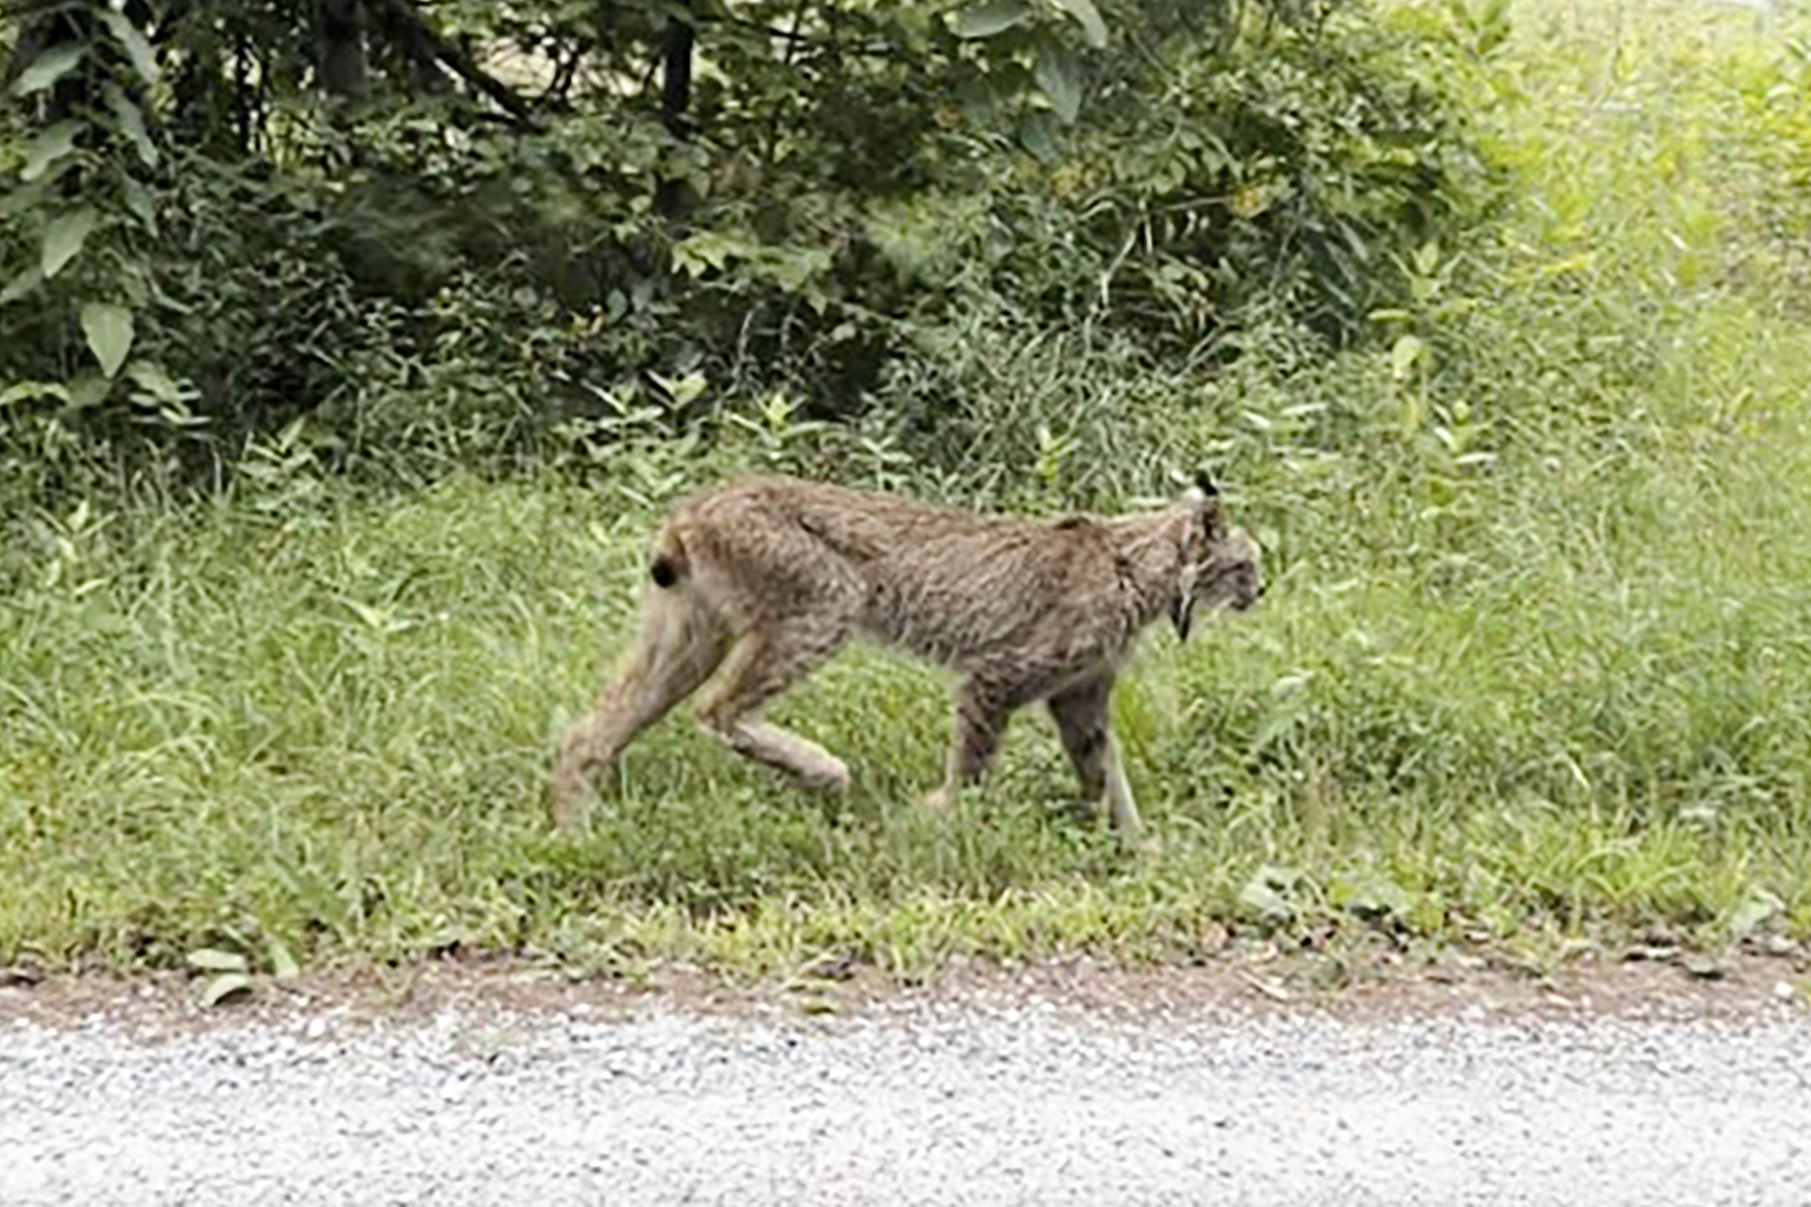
{"left": 41, "top": 208, "right": 99, "bottom": 279}
{"left": 1237, "top": 879, "right": 1294, "bottom": 921}
{"left": 1, "top": 265, "right": 44, "bottom": 306}
{"left": 1237, "top": 864, "right": 1303, "bottom": 921}
{"left": 122, "top": 177, "right": 157, "bottom": 233}
{"left": 21, "top": 121, "right": 81, "bottom": 183}
{"left": 68, "top": 373, "right": 113, "bottom": 409}
{"left": 185, "top": 947, "right": 249, "bottom": 973}
{"left": 1018, "top": 111, "right": 1063, "bottom": 163}
{"left": 201, "top": 973, "right": 255, "bottom": 1008}
{"left": 1330, "top": 872, "right": 1412, "bottom": 922}
{"left": 955, "top": 72, "right": 1010, "bottom": 125}
{"left": 1390, "top": 332, "right": 1424, "bottom": 379}
{"left": 99, "top": 9, "right": 159, "bottom": 84}
{"left": 1035, "top": 42, "right": 1084, "bottom": 124}
{"left": 104, "top": 83, "right": 157, "bottom": 168}
{"left": 343, "top": 598, "right": 399, "bottom": 633}
{"left": 267, "top": 936, "right": 301, "bottom": 981}
{"left": 0, "top": 179, "right": 49, "bottom": 220}
{"left": 125, "top": 360, "right": 182, "bottom": 403}
{"left": 81, "top": 303, "right": 134, "bottom": 378}
{"left": 952, "top": 0, "right": 1033, "bottom": 38}
{"left": 0, "top": 381, "right": 71, "bottom": 408}
{"left": 1054, "top": 0, "right": 1109, "bottom": 48}
{"left": 651, "top": 370, "right": 708, "bottom": 407}
{"left": 1729, "top": 886, "right": 1783, "bottom": 940}
{"left": 672, "top": 230, "right": 746, "bottom": 277}
{"left": 11, "top": 44, "right": 85, "bottom": 97}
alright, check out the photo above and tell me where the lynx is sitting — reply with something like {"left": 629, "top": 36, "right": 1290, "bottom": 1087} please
{"left": 547, "top": 474, "right": 1262, "bottom": 835}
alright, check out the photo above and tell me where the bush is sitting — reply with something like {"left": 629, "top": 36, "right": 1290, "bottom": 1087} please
{"left": 0, "top": 0, "right": 1497, "bottom": 487}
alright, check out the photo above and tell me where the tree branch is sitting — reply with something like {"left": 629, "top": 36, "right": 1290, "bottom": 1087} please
{"left": 366, "top": 0, "right": 543, "bottom": 131}
{"left": 719, "top": 15, "right": 898, "bottom": 59}
{"left": 541, "top": 41, "right": 581, "bottom": 106}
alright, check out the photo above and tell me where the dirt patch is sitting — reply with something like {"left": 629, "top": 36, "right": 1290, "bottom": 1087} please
{"left": 4, "top": 937, "right": 1807, "bottom": 1039}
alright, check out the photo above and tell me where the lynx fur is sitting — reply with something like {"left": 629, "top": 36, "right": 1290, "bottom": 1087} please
{"left": 547, "top": 474, "right": 1262, "bottom": 834}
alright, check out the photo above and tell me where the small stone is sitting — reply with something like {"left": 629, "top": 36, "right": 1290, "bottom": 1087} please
{"left": 1680, "top": 955, "right": 1727, "bottom": 982}
{"left": 1773, "top": 981, "right": 1798, "bottom": 1003}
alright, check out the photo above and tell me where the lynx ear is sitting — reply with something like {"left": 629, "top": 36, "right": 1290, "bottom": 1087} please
{"left": 1174, "top": 468, "right": 1218, "bottom": 506}
{"left": 1180, "top": 471, "right": 1222, "bottom": 511}
{"left": 1180, "top": 477, "right": 1225, "bottom": 543}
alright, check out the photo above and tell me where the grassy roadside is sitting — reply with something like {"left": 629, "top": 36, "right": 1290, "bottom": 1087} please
{"left": 6, "top": 0, "right": 1811, "bottom": 979}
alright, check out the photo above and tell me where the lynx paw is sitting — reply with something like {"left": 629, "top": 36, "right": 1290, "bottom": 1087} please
{"left": 919, "top": 787, "right": 957, "bottom": 814}
{"left": 1118, "top": 827, "right": 1163, "bottom": 859}
{"left": 802, "top": 757, "right": 851, "bottom": 793}
{"left": 544, "top": 770, "right": 588, "bottom": 833}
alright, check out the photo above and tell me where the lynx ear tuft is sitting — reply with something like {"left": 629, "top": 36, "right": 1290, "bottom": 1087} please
{"left": 1180, "top": 471, "right": 1220, "bottom": 509}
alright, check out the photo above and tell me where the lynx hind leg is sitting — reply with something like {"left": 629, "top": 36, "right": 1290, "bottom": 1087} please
{"left": 694, "top": 621, "right": 853, "bottom": 792}
{"left": 922, "top": 680, "right": 1014, "bottom": 814}
{"left": 547, "top": 584, "right": 727, "bottom": 830}
{"left": 1047, "top": 674, "right": 1141, "bottom": 834}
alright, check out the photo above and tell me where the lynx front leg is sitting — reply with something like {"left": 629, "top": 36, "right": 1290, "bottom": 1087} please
{"left": 1047, "top": 674, "right": 1141, "bottom": 833}
{"left": 694, "top": 625, "right": 852, "bottom": 791}
{"left": 922, "top": 681, "right": 1013, "bottom": 814}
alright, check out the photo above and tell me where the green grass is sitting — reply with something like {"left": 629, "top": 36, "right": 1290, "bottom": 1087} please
{"left": 7, "top": 0, "right": 1811, "bottom": 976}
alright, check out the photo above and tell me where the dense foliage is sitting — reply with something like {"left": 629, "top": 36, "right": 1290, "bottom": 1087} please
{"left": 1, "top": 0, "right": 1493, "bottom": 487}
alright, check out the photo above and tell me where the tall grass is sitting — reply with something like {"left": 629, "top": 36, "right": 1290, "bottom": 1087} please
{"left": 6, "top": 0, "right": 1811, "bottom": 974}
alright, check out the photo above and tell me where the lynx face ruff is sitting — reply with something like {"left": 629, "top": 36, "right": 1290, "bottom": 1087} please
{"left": 547, "top": 475, "right": 1262, "bottom": 834}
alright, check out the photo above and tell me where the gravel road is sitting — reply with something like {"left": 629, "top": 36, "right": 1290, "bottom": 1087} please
{"left": 4, "top": 985, "right": 1809, "bottom": 1207}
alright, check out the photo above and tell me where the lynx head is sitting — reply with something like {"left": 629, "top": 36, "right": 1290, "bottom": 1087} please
{"left": 1170, "top": 475, "right": 1263, "bottom": 641}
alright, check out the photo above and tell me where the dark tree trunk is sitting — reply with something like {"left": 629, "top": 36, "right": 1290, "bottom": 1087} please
{"left": 660, "top": 14, "right": 694, "bottom": 137}
{"left": 655, "top": 10, "right": 696, "bottom": 218}
{"left": 317, "top": 0, "right": 369, "bottom": 99}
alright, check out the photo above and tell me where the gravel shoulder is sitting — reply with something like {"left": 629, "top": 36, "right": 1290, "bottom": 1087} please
{"left": 4, "top": 954, "right": 1810, "bottom": 1207}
